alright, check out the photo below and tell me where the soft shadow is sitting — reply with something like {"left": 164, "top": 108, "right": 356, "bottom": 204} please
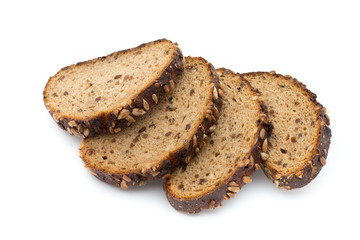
{"left": 164, "top": 169, "right": 311, "bottom": 217}
{"left": 87, "top": 173, "right": 165, "bottom": 194}
{"left": 250, "top": 169, "right": 311, "bottom": 197}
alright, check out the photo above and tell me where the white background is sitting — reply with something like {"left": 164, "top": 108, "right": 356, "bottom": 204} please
{"left": 1, "top": 0, "right": 359, "bottom": 239}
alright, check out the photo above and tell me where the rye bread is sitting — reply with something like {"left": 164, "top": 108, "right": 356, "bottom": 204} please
{"left": 43, "top": 39, "right": 183, "bottom": 137}
{"left": 242, "top": 71, "right": 331, "bottom": 189}
{"left": 79, "top": 57, "right": 222, "bottom": 188}
{"left": 164, "top": 69, "right": 269, "bottom": 213}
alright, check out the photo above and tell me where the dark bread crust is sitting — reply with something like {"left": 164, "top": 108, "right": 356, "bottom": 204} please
{"left": 164, "top": 69, "right": 271, "bottom": 213}
{"left": 79, "top": 57, "right": 222, "bottom": 189}
{"left": 241, "top": 72, "right": 331, "bottom": 190}
{"left": 43, "top": 39, "right": 183, "bottom": 137}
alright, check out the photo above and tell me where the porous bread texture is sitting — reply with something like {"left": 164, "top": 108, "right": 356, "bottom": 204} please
{"left": 44, "top": 39, "right": 183, "bottom": 137}
{"left": 79, "top": 57, "right": 222, "bottom": 189}
{"left": 165, "top": 68, "right": 268, "bottom": 213}
{"left": 242, "top": 71, "right": 331, "bottom": 189}
{"left": 45, "top": 39, "right": 177, "bottom": 117}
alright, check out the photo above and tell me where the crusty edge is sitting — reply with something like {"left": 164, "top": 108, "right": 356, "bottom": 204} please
{"left": 242, "top": 71, "right": 332, "bottom": 190}
{"left": 79, "top": 57, "right": 223, "bottom": 190}
{"left": 44, "top": 39, "right": 183, "bottom": 137}
{"left": 163, "top": 69, "right": 271, "bottom": 213}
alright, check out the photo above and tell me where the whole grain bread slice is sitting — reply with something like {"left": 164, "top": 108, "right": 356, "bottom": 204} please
{"left": 242, "top": 71, "right": 331, "bottom": 189}
{"left": 79, "top": 57, "right": 222, "bottom": 188}
{"left": 164, "top": 69, "right": 269, "bottom": 213}
{"left": 43, "top": 39, "right": 183, "bottom": 137}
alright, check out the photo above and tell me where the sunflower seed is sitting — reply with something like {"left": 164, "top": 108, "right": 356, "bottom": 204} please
{"left": 164, "top": 85, "right": 170, "bottom": 93}
{"left": 227, "top": 192, "right": 235, "bottom": 198}
{"left": 229, "top": 181, "right": 239, "bottom": 187}
{"left": 120, "top": 180, "right": 128, "bottom": 190}
{"left": 262, "top": 138, "right": 268, "bottom": 152}
{"left": 260, "top": 128, "right": 266, "bottom": 139}
{"left": 242, "top": 176, "right": 252, "bottom": 183}
{"left": 169, "top": 80, "right": 175, "bottom": 90}
{"left": 68, "top": 120, "right": 77, "bottom": 127}
{"left": 122, "top": 175, "right": 131, "bottom": 182}
{"left": 213, "top": 87, "right": 219, "bottom": 100}
{"left": 195, "top": 147, "right": 200, "bottom": 155}
{"left": 152, "top": 94, "right": 158, "bottom": 104}
{"left": 213, "top": 106, "right": 220, "bottom": 118}
{"left": 239, "top": 158, "right": 250, "bottom": 167}
{"left": 83, "top": 128, "right": 90, "bottom": 137}
{"left": 143, "top": 99, "right": 150, "bottom": 111}
{"left": 132, "top": 108, "right": 146, "bottom": 116}
{"left": 218, "top": 89, "right": 224, "bottom": 97}
{"left": 320, "top": 156, "right": 326, "bottom": 166}
{"left": 280, "top": 185, "right": 291, "bottom": 190}
{"left": 118, "top": 109, "right": 130, "bottom": 119}
{"left": 227, "top": 186, "right": 240, "bottom": 193}
{"left": 126, "top": 115, "right": 135, "bottom": 124}
{"left": 193, "top": 135, "right": 197, "bottom": 148}
{"left": 260, "top": 152, "right": 269, "bottom": 160}
{"left": 209, "top": 125, "right": 216, "bottom": 132}
{"left": 295, "top": 171, "right": 303, "bottom": 178}
{"left": 113, "top": 109, "right": 120, "bottom": 117}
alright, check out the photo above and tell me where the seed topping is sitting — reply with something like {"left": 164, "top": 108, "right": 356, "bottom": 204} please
{"left": 118, "top": 109, "right": 130, "bottom": 119}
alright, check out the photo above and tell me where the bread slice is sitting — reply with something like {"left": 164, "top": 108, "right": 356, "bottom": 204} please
{"left": 79, "top": 57, "right": 222, "bottom": 188}
{"left": 164, "top": 69, "right": 269, "bottom": 213}
{"left": 43, "top": 39, "right": 183, "bottom": 137}
{"left": 242, "top": 71, "right": 331, "bottom": 189}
